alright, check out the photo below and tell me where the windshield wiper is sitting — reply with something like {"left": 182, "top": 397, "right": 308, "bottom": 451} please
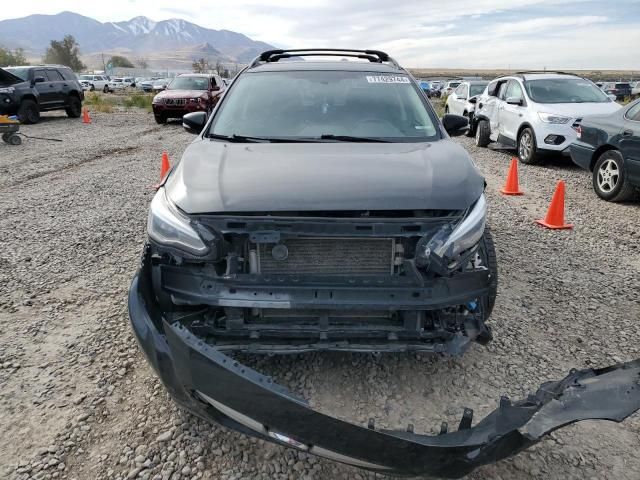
{"left": 208, "top": 133, "right": 314, "bottom": 143}
{"left": 319, "top": 134, "right": 390, "bottom": 143}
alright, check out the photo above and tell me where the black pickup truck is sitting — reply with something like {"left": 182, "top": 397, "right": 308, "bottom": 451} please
{"left": 0, "top": 65, "right": 84, "bottom": 124}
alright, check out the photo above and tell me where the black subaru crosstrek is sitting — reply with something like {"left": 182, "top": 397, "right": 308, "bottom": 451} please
{"left": 128, "top": 49, "right": 640, "bottom": 477}
{"left": 0, "top": 65, "right": 84, "bottom": 124}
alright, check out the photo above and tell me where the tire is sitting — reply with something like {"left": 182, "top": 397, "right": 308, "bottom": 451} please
{"left": 65, "top": 96, "right": 82, "bottom": 118}
{"left": 154, "top": 114, "right": 167, "bottom": 125}
{"left": 517, "top": 127, "right": 541, "bottom": 165}
{"left": 89, "top": 84, "right": 95, "bottom": 92}
{"left": 8, "top": 134, "right": 22, "bottom": 145}
{"left": 17, "top": 99, "right": 40, "bottom": 124}
{"left": 103, "top": 85, "right": 109, "bottom": 93}
{"left": 479, "top": 229, "right": 498, "bottom": 319}
{"left": 2, "top": 132, "right": 10, "bottom": 143}
{"left": 475, "top": 119, "right": 490, "bottom": 147}
{"left": 592, "top": 150, "right": 636, "bottom": 202}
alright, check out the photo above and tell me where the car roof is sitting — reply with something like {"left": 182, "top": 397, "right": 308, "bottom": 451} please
{"left": 178, "top": 73, "right": 215, "bottom": 77}
{"left": 247, "top": 60, "right": 404, "bottom": 74}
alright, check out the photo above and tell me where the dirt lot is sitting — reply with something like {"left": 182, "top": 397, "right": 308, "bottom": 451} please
{"left": 1, "top": 110, "right": 639, "bottom": 480}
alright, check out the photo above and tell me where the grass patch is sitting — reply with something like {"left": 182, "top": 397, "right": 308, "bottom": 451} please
{"left": 83, "top": 92, "right": 117, "bottom": 113}
{"left": 123, "top": 92, "right": 154, "bottom": 112}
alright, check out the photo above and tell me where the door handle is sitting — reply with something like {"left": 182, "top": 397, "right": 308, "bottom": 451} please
{"left": 622, "top": 129, "right": 633, "bottom": 137}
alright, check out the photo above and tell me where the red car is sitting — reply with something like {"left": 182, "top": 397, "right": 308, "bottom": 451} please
{"left": 152, "top": 73, "right": 225, "bottom": 124}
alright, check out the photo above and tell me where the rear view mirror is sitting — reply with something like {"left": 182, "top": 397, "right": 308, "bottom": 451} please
{"left": 468, "top": 97, "right": 477, "bottom": 104}
{"left": 442, "top": 114, "right": 469, "bottom": 137}
{"left": 506, "top": 96, "right": 523, "bottom": 106}
{"left": 183, "top": 111, "right": 207, "bottom": 134}
{"left": 33, "top": 76, "right": 45, "bottom": 83}
{"left": 211, "top": 85, "right": 221, "bottom": 91}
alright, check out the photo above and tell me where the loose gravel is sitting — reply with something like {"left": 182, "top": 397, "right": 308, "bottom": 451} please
{"left": 1, "top": 110, "right": 638, "bottom": 480}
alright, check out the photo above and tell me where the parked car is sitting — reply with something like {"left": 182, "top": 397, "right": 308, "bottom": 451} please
{"left": 601, "top": 82, "right": 632, "bottom": 100}
{"left": 632, "top": 81, "right": 640, "bottom": 97}
{"left": 570, "top": 98, "right": 640, "bottom": 201}
{"left": 127, "top": 48, "right": 640, "bottom": 477}
{"left": 441, "top": 80, "right": 462, "bottom": 97}
{"left": 445, "top": 81, "right": 488, "bottom": 136}
{"left": 151, "top": 79, "right": 169, "bottom": 92}
{"left": 151, "top": 73, "right": 225, "bottom": 124}
{"left": 473, "top": 72, "right": 620, "bottom": 164}
{"left": 78, "top": 74, "right": 109, "bottom": 93}
{"left": 106, "top": 78, "right": 128, "bottom": 92}
{"left": 0, "top": 65, "right": 84, "bottom": 124}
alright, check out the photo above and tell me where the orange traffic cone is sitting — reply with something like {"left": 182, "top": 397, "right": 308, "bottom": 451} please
{"left": 536, "top": 180, "right": 573, "bottom": 229}
{"left": 152, "top": 152, "right": 171, "bottom": 189}
{"left": 82, "top": 107, "right": 91, "bottom": 124}
{"left": 500, "top": 158, "right": 524, "bottom": 195}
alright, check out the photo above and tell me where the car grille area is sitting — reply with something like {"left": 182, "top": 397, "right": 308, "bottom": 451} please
{"left": 163, "top": 98, "right": 187, "bottom": 105}
{"left": 257, "top": 238, "right": 394, "bottom": 275}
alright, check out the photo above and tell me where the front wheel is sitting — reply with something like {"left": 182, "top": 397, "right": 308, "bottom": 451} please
{"left": 592, "top": 150, "right": 636, "bottom": 202}
{"left": 475, "top": 119, "right": 490, "bottom": 147}
{"left": 154, "top": 114, "right": 167, "bottom": 125}
{"left": 103, "top": 85, "right": 109, "bottom": 93}
{"left": 465, "top": 112, "right": 475, "bottom": 137}
{"left": 17, "top": 99, "right": 40, "bottom": 124}
{"left": 517, "top": 127, "right": 541, "bottom": 165}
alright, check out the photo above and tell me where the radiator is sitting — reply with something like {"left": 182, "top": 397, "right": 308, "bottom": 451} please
{"left": 257, "top": 237, "right": 394, "bottom": 275}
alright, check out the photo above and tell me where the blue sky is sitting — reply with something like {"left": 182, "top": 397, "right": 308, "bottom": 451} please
{"left": 2, "top": 0, "right": 639, "bottom": 69}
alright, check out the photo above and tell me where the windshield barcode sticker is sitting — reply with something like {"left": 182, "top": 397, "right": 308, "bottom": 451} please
{"left": 366, "top": 76, "right": 410, "bottom": 84}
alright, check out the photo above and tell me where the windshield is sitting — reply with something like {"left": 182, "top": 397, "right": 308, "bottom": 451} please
{"left": 168, "top": 76, "right": 209, "bottom": 90}
{"left": 80, "top": 75, "right": 93, "bottom": 80}
{"left": 448, "top": 82, "right": 461, "bottom": 88}
{"left": 210, "top": 70, "right": 439, "bottom": 142}
{"left": 616, "top": 83, "right": 631, "bottom": 88}
{"left": 5, "top": 67, "right": 29, "bottom": 81}
{"left": 469, "top": 84, "right": 488, "bottom": 96}
{"left": 525, "top": 78, "right": 609, "bottom": 103}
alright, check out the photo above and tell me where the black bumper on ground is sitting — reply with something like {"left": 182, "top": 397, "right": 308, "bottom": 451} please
{"left": 128, "top": 259, "right": 640, "bottom": 477}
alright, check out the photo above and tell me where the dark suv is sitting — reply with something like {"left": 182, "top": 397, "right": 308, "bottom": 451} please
{"left": 0, "top": 65, "right": 84, "bottom": 124}
{"left": 127, "top": 49, "right": 640, "bottom": 477}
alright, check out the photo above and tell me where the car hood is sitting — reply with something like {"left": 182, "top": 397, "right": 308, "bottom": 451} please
{"left": 165, "top": 139, "right": 485, "bottom": 214}
{"left": 0, "top": 68, "right": 24, "bottom": 87}
{"left": 534, "top": 101, "right": 621, "bottom": 118}
{"left": 156, "top": 89, "right": 206, "bottom": 99}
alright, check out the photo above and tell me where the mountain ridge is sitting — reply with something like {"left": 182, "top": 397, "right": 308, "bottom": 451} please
{"left": 0, "top": 11, "right": 273, "bottom": 64}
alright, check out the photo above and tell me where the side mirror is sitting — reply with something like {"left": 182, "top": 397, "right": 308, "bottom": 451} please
{"left": 442, "top": 114, "right": 469, "bottom": 137}
{"left": 468, "top": 97, "right": 477, "bottom": 104}
{"left": 33, "top": 76, "right": 45, "bottom": 84}
{"left": 211, "top": 85, "right": 221, "bottom": 91}
{"left": 506, "top": 96, "right": 523, "bottom": 106}
{"left": 183, "top": 111, "right": 207, "bottom": 134}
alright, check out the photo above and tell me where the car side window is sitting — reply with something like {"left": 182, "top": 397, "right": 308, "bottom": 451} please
{"left": 505, "top": 80, "right": 524, "bottom": 101}
{"left": 497, "top": 82, "right": 508, "bottom": 100}
{"left": 33, "top": 69, "right": 46, "bottom": 81}
{"left": 210, "top": 77, "right": 217, "bottom": 88}
{"left": 486, "top": 80, "right": 499, "bottom": 97}
{"left": 47, "top": 70, "right": 65, "bottom": 81}
{"left": 454, "top": 84, "right": 464, "bottom": 96}
{"left": 626, "top": 102, "right": 640, "bottom": 121}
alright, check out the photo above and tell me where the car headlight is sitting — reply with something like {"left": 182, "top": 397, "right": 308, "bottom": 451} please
{"left": 0, "top": 87, "right": 15, "bottom": 94}
{"left": 538, "top": 112, "right": 571, "bottom": 124}
{"left": 147, "top": 189, "right": 209, "bottom": 256}
{"left": 416, "top": 194, "right": 487, "bottom": 272}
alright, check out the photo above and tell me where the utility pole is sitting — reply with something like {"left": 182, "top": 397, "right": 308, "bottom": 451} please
{"left": 101, "top": 52, "right": 106, "bottom": 73}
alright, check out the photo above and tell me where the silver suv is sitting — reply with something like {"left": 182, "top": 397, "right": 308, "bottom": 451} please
{"left": 473, "top": 72, "right": 620, "bottom": 164}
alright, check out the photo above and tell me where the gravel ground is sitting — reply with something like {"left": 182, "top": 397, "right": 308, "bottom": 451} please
{"left": 1, "top": 110, "right": 639, "bottom": 480}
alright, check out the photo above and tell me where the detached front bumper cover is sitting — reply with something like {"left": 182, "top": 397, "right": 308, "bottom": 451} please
{"left": 129, "top": 262, "right": 640, "bottom": 478}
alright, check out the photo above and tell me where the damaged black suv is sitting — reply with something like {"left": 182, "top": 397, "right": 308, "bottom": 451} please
{"left": 129, "top": 50, "right": 640, "bottom": 477}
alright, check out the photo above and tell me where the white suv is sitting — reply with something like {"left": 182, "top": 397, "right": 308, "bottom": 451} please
{"left": 473, "top": 72, "right": 620, "bottom": 164}
{"left": 78, "top": 74, "right": 109, "bottom": 93}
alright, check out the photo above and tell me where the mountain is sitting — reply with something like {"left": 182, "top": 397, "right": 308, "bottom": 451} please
{"left": 0, "top": 11, "right": 273, "bottom": 64}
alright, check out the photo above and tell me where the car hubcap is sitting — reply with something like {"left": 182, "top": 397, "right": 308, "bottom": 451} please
{"left": 519, "top": 132, "right": 532, "bottom": 159}
{"left": 597, "top": 159, "right": 619, "bottom": 192}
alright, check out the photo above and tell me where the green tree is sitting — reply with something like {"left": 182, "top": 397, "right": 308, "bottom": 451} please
{"left": 43, "top": 35, "right": 86, "bottom": 71}
{"left": 0, "top": 46, "right": 28, "bottom": 67}
{"left": 108, "top": 55, "right": 135, "bottom": 68}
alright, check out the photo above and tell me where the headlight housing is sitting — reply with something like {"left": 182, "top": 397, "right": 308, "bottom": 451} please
{"left": 538, "top": 112, "right": 571, "bottom": 124}
{"left": 416, "top": 194, "right": 487, "bottom": 272}
{"left": 147, "top": 189, "right": 209, "bottom": 256}
{"left": 0, "top": 87, "right": 15, "bottom": 94}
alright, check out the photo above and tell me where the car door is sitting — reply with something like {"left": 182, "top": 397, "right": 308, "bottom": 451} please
{"left": 46, "top": 69, "right": 68, "bottom": 105}
{"left": 488, "top": 81, "right": 508, "bottom": 135}
{"left": 32, "top": 68, "right": 57, "bottom": 107}
{"left": 620, "top": 102, "right": 640, "bottom": 185}
{"left": 450, "top": 84, "right": 466, "bottom": 115}
{"left": 497, "top": 80, "right": 525, "bottom": 143}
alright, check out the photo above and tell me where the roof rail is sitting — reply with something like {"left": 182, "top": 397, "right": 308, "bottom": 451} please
{"left": 514, "top": 71, "right": 575, "bottom": 76}
{"left": 249, "top": 48, "right": 401, "bottom": 69}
